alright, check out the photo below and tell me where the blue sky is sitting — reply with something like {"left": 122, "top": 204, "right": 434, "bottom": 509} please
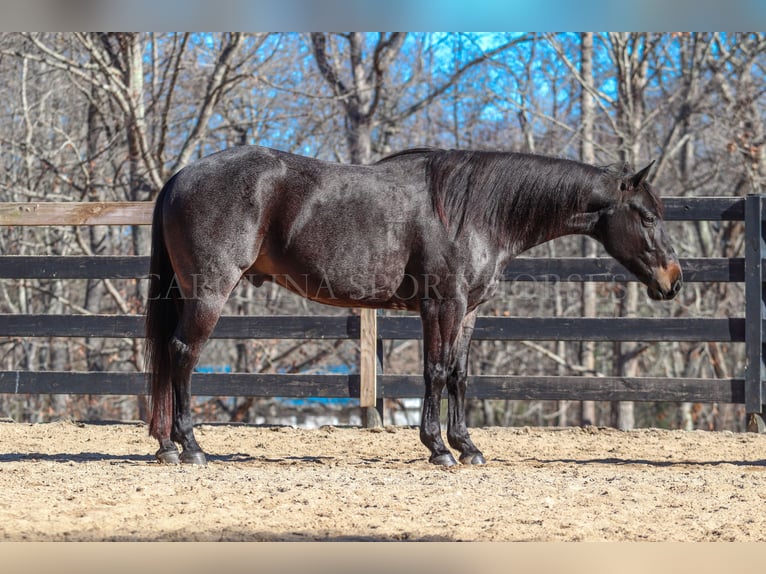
{"left": 3, "top": 0, "right": 764, "bottom": 32}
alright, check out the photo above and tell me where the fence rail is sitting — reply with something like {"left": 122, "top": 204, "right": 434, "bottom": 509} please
{"left": 1, "top": 196, "right": 764, "bottom": 427}
{"left": 0, "top": 372, "right": 750, "bottom": 404}
{"left": 0, "top": 255, "right": 746, "bottom": 282}
{"left": 0, "top": 314, "right": 747, "bottom": 342}
{"left": 0, "top": 197, "right": 749, "bottom": 225}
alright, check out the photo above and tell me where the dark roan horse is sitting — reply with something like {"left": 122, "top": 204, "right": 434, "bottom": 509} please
{"left": 145, "top": 146, "right": 683, "bottom": 466}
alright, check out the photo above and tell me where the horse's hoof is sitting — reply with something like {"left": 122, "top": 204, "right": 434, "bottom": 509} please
{"left": 459, "top": 452, "right": 487, "bottom": 465}
{"left": 429, "top": 452, "right": 458, "bottom": 466}
{"left": 155, "top": 447, "right": 180, "bottom": 465}
{"left": 180, "top": 450, "right": 207, "bottom": 466}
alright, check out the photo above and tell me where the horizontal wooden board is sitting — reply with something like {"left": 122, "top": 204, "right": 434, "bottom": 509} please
{"left": 0, "top": 314, "right": 746, "bottom": 342}
{"left": 502, "top": 257, "right": 743, "bottom": 283}
{"left": 380, "top": 375, "right": 748, "bottom": 403}
{"left": 0, "top": 256, "right": 150, "bottom": 279}
{"left": 0, "top": 370, "right": 749, "bottom": 404}
{"left": 0, "top": 197, "right": 747, "bottom": 228}
{"left": 0, "top": 314, "right": 361, "bottom": 339}
{"left": 0, "top": 255, "right": 744, "bottom": 283}
{"left": 0, "top": 371, "right": 358, "bottom": 397}
{"left": 378, "top": 316, "right": 746, "bottom": 343}
{"left": 0, "top": 202, "right": 153, "bottom": 226}
{"left": 662, "top": 197, "right": 744, "bottom": 221}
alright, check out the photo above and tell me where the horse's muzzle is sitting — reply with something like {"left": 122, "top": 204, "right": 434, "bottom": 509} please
{"left": 647, "top": 262, "right": 683, "bottom": 301}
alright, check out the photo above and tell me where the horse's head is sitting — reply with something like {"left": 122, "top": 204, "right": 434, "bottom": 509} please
{"left": 591, "top": 162, "right": 682, "bottom": 301}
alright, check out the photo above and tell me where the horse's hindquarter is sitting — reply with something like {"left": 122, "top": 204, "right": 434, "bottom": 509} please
{"left": 160, "top": 148, "right": 291, "bottom": 298}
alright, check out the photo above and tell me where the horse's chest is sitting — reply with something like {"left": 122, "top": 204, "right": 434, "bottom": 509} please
{"left": 464, "top": 267, "right": 501, "bottom": 308}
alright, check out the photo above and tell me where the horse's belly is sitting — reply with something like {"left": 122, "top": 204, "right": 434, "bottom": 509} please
{"left": 308, "top": 266, "right": 407, "bottom": 306}
{"left": 250, "top": 247, "right": 413, "bottom": 309}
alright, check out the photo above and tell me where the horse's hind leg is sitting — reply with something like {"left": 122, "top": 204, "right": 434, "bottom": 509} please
{"left": 165, "top": 274, "right": 240, "bottom": 465}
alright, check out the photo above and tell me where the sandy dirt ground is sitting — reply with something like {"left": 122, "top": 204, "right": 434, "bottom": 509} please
{"left": 2, "top": 419, "right": 766, "bottom": 541}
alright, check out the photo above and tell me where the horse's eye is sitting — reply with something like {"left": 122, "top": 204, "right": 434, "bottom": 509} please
{"left": 642, "top": 215, "right": 656, "bottom": 228}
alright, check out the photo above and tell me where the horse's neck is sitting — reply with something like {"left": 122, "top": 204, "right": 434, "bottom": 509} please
{"left": 509, "top": 181, "right": 600, "bottom": 254}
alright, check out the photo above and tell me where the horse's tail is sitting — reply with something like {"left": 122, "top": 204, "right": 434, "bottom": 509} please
{"left": 145, "top": 181, "right": 178, "bottom": 441}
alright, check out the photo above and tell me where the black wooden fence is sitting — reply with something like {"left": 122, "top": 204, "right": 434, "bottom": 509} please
{"left": 0, "top": 196, "right": 764, "bottom": 426}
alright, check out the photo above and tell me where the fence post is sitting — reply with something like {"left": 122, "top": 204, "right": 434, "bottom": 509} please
{"left": 745, "top": 194, "right": 766, "bottom": 431}
{"left": 360, "top": 308, "right": 383, "bottom": 427}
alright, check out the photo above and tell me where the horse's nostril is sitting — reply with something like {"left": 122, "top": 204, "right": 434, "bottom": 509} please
{"left": 671, "top": 279, "right": 682, "bottom": 295}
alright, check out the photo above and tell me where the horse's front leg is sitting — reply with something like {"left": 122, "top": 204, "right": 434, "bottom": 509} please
{"left": 419, "top": 298, "right": 464, "bottom": 466}
{"left": 445, "top": 309, "right": 486, "bottom": 464}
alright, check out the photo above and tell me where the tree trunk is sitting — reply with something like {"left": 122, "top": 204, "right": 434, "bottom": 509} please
{"left": 610, "top": 32, "right": 650, "bottom": 431}
{"left": 579, "top": 32, "right": 598, "bottom": 426}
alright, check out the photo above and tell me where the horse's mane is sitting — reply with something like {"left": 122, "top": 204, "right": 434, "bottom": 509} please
{"left": 378, "top": 148, "right": 611, "bottom": 248}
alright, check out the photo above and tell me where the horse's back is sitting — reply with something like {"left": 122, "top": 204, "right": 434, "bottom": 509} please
{"left": 164, "top": 145, "right": 427, "bottom": 214}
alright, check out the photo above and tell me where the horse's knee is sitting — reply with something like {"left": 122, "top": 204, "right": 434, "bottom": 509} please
{"left": 169, "top": 337, "right": 196, "bottom": 369}
{"left": 449, "top": 367, "right": 467, "bottom": 386}
{"left": 426, "top": 362, "right": 448, "bottom": 384}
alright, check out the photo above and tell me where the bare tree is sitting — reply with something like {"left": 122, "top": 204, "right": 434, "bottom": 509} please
{"left": 579, "top": 32, "right": 598, "bottom": 427}
{"left": 1, "top": 32, "right": 764, "bottom": 429}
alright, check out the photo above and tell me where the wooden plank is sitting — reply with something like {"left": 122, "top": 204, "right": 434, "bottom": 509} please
{"left": 663, "top": 197, "right": 744, "bottom": 221}
{"left": 0, "top": 255, "right": 743, "bottom": 283}
{"left": 0, "top": 256, "right": 150, "bottom": 279}
{"left": 379, "top": 375, "right": 747, "bottom": 404}
{"left": 0, "top": 314, "right": 143, "bottom": 338}
{"left": 0, "top": 314, "right": 361, "bottom": 339}
{"left": 679, "top": 257, "right": 745, "bottom": 283}
{"left": 0, "top": 370, "right": 747, "bottom": 405}
{"left": 0, "top": 314, "right": 745, "bottom": 342}
{"left": 0, "top": 202, "right": 154, "bottom": 226}
{"left": 0, "top": 371, "right": 147, "bottom": 396}
{"left": 0, "top": 198, "right": 745, "bottom": 227}
{"left": 211, "top": 315, "right": 360, "bottom": 339}
{"left": 359, "top": 308, "right": 378, "bottom": 408}
{"left": 377, "top": 316, "right": 746, "bottom": 343}
{"left": 0, "top": 371, "right": 359, "bottom": 397}
{"left": 502, "top": 257, "right": 743, "bottom": 283}
{"left": 744, "top": 194, "right": 766, "bottom": 412}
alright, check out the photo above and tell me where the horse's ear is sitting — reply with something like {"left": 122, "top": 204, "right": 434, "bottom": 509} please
{"left": 629, "top": 160, "right": 655, "bottom": 189}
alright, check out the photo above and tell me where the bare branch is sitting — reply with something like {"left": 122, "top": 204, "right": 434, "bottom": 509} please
{"left": 172, "top": 32, "right": 244, "bottom": 173}
{"left": 366, "top": 32, "right": 406, "bottom": 119}
{"left": 391, "top": 35, "right": 532, "bottom": 124}
{"left": 310, "top": 33, "right": 348, "bottom": 99}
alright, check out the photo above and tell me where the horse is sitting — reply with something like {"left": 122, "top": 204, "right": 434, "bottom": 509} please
{"left": 145, "top": 146, "right": 682, "bottom": 466}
